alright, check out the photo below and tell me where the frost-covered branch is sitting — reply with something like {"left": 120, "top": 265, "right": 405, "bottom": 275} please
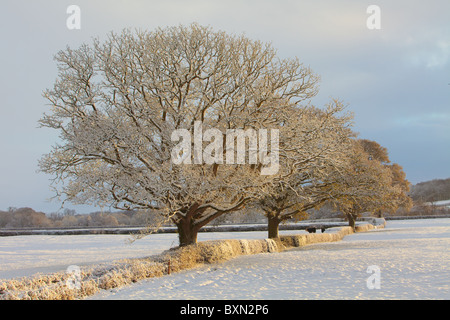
{"left": 39, "top": 24, "right": 321, "bottom": 246}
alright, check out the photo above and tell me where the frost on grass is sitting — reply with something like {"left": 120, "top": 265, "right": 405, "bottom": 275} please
{"left": 0, "top": 237, "right": 283, "bottom": 300}
{"left": 0, "top": 223, "right": 382, "bottom": 300}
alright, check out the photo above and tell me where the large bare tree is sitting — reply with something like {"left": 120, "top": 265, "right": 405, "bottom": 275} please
{"left": 39, "top": 24, "right": 320, "bottom": 246}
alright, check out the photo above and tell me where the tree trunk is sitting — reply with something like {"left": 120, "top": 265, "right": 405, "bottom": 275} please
{"left": 268, "top": 214, "right": 281, "bottom": 239}
{"left": 347, "top": 213, "right": 356, "bottom": 232}
{"left": 173, "top": 201, "right": 242, "bottom": 246}
{"left": 375, "top": 209, "right": 383, "bottom": 218}
{"left": 175, "top": 217, "right": 199, "bottom": 247}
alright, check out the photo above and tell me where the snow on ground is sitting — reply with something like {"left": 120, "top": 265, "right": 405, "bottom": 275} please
{"left": 90, "top": 219, "right": 450, "bottom": 300}
{"left": 0, "top": 229, "right": 286, "bottom": 279}
{"left": 1, "top": 219, "right": 449, "bottom": 299}
{"left": 428, "top": 199, "right": 450, "bottom": 208}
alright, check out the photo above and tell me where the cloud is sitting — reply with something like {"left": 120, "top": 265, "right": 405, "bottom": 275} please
{"left": 405, "top": 39, "right": 450, "bottom": 69}
{"left": 393, "top": 113, "right": 450, "bottom": 129}
{"left": 1, "top": 0, "right": 450, "bottom": 212}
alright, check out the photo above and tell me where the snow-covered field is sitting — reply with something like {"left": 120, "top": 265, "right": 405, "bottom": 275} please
{"left": 92, "top": 219, "right": 449, "bottom": 300}
{"left": 1, "top": 219, "right": 449, "bottom": 299}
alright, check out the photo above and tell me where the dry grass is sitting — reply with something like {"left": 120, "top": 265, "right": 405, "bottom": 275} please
{"left": 0, "top": 238, "right": 282, "bottom": 300}
{"left": 0, "top": 223, "right": 381, "bottom": 300}
{"left": 280, "top": 223, "right": 382, "bottom": 249}
{"left": 0, "top": 269, "right": 99, "bottom": 300}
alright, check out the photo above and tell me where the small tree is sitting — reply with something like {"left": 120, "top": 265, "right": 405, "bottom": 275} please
{"left": 257, "top": 100, "right": 355, "bottom": 238}
{"left": 383, "top": 163, "right": 413, "bottom": 216}
{"left": 359, "top": 140, "right": 413, "bottom": 217}
{"left": 331, "top": 139, "right": 410, "bottom": 230}
{"left": 39, "top": 24, "right": 320, "bottom": 246}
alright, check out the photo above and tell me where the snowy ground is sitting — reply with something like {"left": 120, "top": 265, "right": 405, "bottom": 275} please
{"left": 91, "top": 219, "right": 450, "bottom": 300}
{"left": 1, "top": 219, "right": 449, "bottom": 299}
{"left": 0, "top": 229, "right": 289, "bottom": 279}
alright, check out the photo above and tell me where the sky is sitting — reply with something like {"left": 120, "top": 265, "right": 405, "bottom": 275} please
{"left": 0, "top": 0, "right": 449, "bottom": 214}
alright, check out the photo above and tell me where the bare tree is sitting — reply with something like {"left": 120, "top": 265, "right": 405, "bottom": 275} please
{"left": 330, "top": 139, "right": 411, "bottom": 230}
{"left": 358, "top": 139, "right": 412, "bottom": 217}
{"left": 39, "top": 24, "right": 320, "bottom": 246}
{"left": 257, "top": 100, "right": 355, "bottom": 238}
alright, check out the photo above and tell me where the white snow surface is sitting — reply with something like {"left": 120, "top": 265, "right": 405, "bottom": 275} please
{"left": 0, "top": 230, "right": 274, "bottom": 280}
{"left": 92, "top": 219, "right": 450, "bottom": 300}
{"left": 1, "top": 219, "right": 449, "bottom": 299}
{"left": 428, "top": 199, "right": 450, "bottom": 207}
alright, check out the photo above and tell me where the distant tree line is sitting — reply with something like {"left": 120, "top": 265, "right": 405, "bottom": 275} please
{"left": 3, "top": 173, "right": 449, "bottom": 229}
{"left": 409, "top": 178, "right": 450, "bottom": 203}
{"left": 0, "top": 207, "right": 165, "bottom": 229}
{"left": 0, "top": 207, "right": 267, "bottom": 229}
